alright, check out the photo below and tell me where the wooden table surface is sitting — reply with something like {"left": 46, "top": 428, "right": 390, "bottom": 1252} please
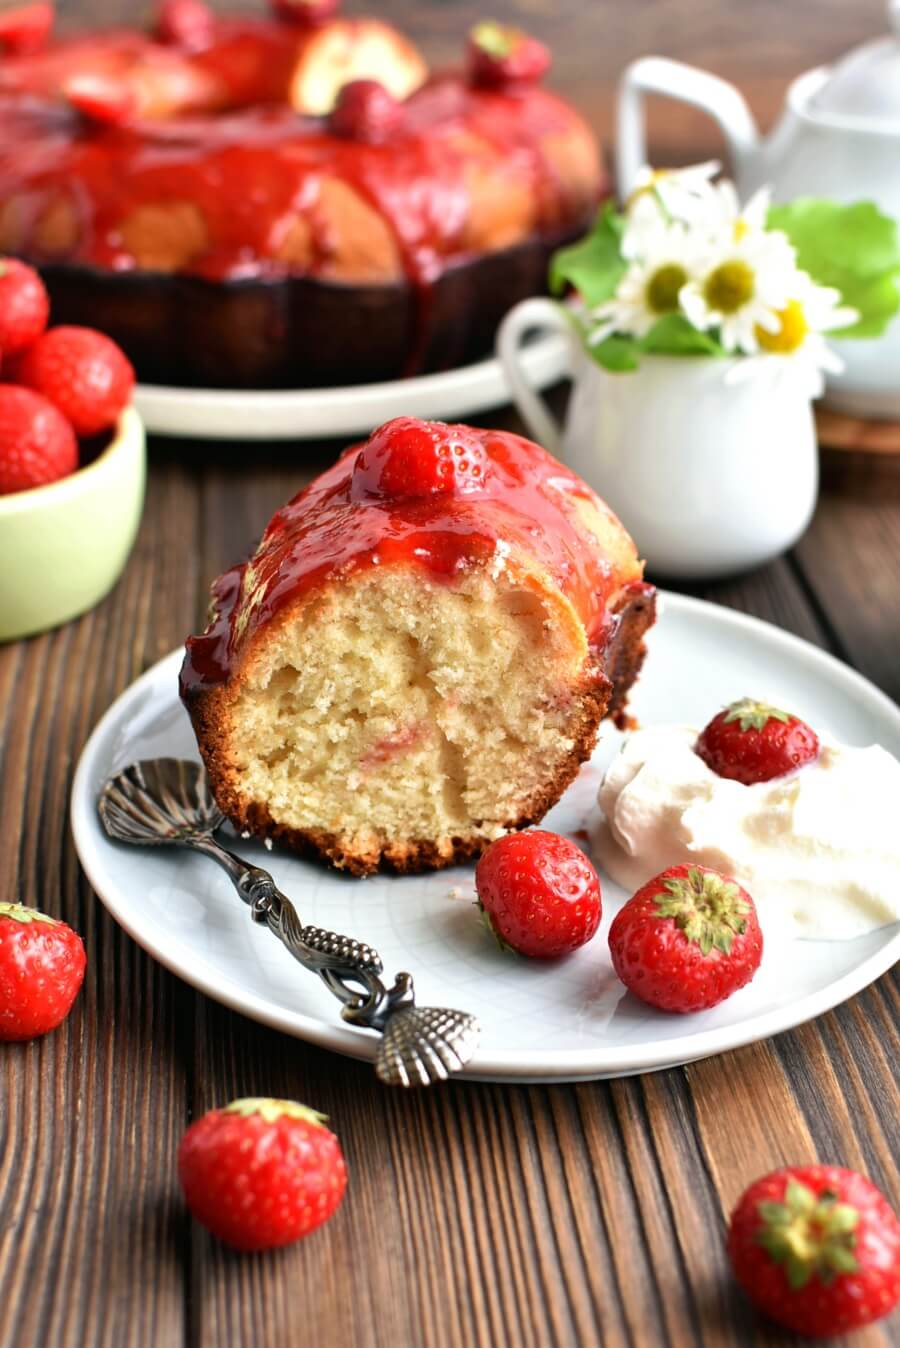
{"left": 3, "top": 3, "right": 900, "bottom": 1346}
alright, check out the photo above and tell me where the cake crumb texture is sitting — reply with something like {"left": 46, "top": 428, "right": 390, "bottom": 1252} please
{"left": 189, "top": 565, "right": 653, "bottom": 875}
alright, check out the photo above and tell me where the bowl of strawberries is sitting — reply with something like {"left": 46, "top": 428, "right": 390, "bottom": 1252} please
{"left": 0, "top": 258, "right": 145, "bottom": 642}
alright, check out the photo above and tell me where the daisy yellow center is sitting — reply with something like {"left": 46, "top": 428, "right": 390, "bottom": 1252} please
{"left": 645, "top": 263, "right": 688, "bottom": 314}
{"left": 703, "top": 260, "right": 755, "bottom": 314}
{"left": 755, "top": 299, "right": 809, "bottom": 354}
{"left": 733, "top": 218, "right": 749, "bottom": 242}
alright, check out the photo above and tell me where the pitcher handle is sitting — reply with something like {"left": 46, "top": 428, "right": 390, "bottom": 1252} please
{"left": 616, "top": 56, "right": 759, "bottom": 199}
{"left": 496, "top": 298, "right": 575, "bottom": 455}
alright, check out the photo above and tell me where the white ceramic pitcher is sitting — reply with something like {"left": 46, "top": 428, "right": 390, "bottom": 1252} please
{"left": 497, "top": 298, "right": 818, "bottom": 581}
{"left": 616, "top": 1, "right": 900, "bottom": 419}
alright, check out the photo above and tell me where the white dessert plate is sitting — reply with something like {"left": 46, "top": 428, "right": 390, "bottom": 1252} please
{"left": 71, "top": 593, "right": 900, "bottom": 1083}
{"left": 133, "top": 331, "right": 568, "bottom": 441}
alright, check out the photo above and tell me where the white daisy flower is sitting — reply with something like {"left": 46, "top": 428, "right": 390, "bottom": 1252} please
{"left": 725, "top": 278, "right": 859, "bottom": 397}
{"left": 680, "top": 224, "right": 799, "bottom": 354}
{"left": 588, "top": 218, "right": 705, "bottom": 342}
{"left": 625, "top": 160, "right": 720, "bottom": 232}
{"left": 704, "top": 181, "right": 773, "bottom": 240}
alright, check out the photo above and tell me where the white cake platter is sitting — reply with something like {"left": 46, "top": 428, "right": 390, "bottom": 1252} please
{"left": 133, "top": 331, "right": 568, "bottom": 441}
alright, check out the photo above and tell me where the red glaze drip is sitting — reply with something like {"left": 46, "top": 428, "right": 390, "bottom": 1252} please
{"left": 1, "top": 22, "right": 315, "bottom": 114}
{"left": 180, "top": 426, "right": 644, "bottom": 698}
{"left": 0, "top": 24, "right": 599, "bottom": 285}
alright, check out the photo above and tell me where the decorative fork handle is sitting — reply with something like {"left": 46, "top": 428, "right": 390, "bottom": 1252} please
{"left": 187, "top": 835, "right": 409, "bottom": 1030}
{"left": 97, "top": 757, "right": 480, "bottom": 1085}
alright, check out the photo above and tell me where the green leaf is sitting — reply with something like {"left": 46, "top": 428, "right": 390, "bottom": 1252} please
{"left": 824, "top": 1205, "right": 860, "bottom": 1236}
{"left": 767, "top": 199, "right": 900, "bottom": 339}
{"left": 824, "top": 1246, "right": 859, "bottom": 1276}
{"left": 587, "top": 334, "right": 641, "bottom": 372}
{"left": 224, "top": 1098, "right": 328, "bottom": 1126}
{"left": 723, "top": 697, "right": 791, "bottom": 732}
{"left": 757, "top": 1201, "right": 791, "bottom": 1226}
{"left": 786, "top": 1254, "right": 813, "bottom": 1291}
{"left": 581, "top": 316, "right": 727, "bottom": 372}
{"left": 478, "top": 901, "right": 517, "bottom": 956}
{"left": 638, "top": 314, "right": 727, "bottom": 357}
{"left": 0, "top": 902, "right": 57, "bottom": 926}
{"left": 549, "top": 202, "right": 628, "bottom": 308}
{"left": 785, "top": 1180, "right": 818, "bottom": 1215}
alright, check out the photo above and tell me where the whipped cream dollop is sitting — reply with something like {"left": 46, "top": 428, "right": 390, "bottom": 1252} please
{"left": 594, "top": 725, "right": 900, "bottom": 940}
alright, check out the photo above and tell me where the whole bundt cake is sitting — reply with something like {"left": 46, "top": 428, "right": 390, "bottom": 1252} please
{"left": 0, "top": 3, "right": 604, "bottom": 388}
{"left": 180, "top": 418, "right": 656, "bottom": 875}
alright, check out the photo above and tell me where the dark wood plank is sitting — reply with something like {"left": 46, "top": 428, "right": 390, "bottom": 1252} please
{"left": 0, "top": 460, "right": 201, "bottom": 1348}
{"left": 793, "top": 455, "right": 900, "bottom": 702}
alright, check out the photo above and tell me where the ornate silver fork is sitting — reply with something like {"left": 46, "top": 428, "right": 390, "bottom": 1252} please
{"left": 97, "top": 758, "right": 480, "bottom": 1087}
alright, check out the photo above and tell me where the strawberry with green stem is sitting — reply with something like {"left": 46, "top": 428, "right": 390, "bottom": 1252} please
{"left": 178, "top": 1097, "right": 347, "bottom": 1250}
{"left": 608, "top": 864, "right": 763, "bottom": 1012}
{"left": 475, "top": 830, "right": 601, "bottom": 960}
{"left": 0, "top": 901, "right": 86, "bottom": 1039}
{"left": 728, "top": 1165, "right": 900, "bottom": 1336}
{"left": 467, "top": 21, "right": 550, "bottom": 88}
{"left": 696, "top": 696, "right": 820, "bottom": 785}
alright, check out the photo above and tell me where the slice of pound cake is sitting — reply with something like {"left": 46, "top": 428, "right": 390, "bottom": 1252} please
{"left": 180, "top": 418, "right": 655, "bottom": 874}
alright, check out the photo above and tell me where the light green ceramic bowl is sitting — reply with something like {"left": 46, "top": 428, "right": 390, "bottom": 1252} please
{"left": 0, "top": 406, "right": 146, "bottom": 642}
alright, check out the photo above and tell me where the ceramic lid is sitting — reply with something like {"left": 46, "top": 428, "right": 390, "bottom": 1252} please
{"left": 810, "top": 1, "right": 900, "bottom": 122}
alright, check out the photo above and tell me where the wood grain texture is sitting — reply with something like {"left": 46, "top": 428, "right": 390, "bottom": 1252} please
{"left": 2, "top": 428, "right": 898, "bottom": 1348}
{"left": 817, "top": 411, "right": 900, "bottom": 457}
{"left": 2, "top": 2, "right": 900, "bottom": 1345}
{"left": 793, "top": 458, "right": 900, "bottom": 703}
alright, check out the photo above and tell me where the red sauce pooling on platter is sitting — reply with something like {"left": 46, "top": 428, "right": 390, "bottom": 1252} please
{"left": 0, "top": 18, "right": 591, "bottom": 286}
{"left": 180, "top": 426, "right": 648, "bottom": 696}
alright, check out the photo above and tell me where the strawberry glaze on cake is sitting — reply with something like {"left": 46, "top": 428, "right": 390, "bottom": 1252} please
{"left": 181, "top": 428, "right": 651, "bottom": 694}
{"left": 0, "top": 8, "right": 604, "bottom": 387}
{"left": 181, "top": 421, "right": 655, "bottom": 875}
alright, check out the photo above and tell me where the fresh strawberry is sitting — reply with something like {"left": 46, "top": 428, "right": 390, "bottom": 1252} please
{"left": 330, "top": 80, "right": 404, "bottom": 144}
{"left": 270, "top": 0, "right": 339, "bottom": 24}
{"left": 0, "top": 385, "right": 78, "bottom": 495}
{"left": 0, "top": 902, "right": 86, "bottom": 1040}
{"left": 0, "top": 3, "right": 54, "bottom": 56}
{"left": 0, "top": 259, "right": 50, "bottom": 358}
{"left": 14, "top": 325, "right": 135, "bottom": 436}
{"left": 467, "top": 21, "right": 551, "bottom": 89}
{"left": 608, "top": 864, "right": 762, "bottom": 1012}
{"left": 351, "top": 417, "right": 489, "bottom": 500}
{"left": 63, "top": 73, "right": 137, "bottom": 126}
{"left": 178, "top": 1097, "right": 347, "bottom": 1251}
{"left": 475, "top": 831, "right": 602, "bottom": 959}
{"left": 696, "top": 697, "right": 820, "bottom": 785}
{"left": 156, "top": 0, "right": 214, "bottom": 49}
{"left": 728, "top": 1165, "right": 900, "bottom": 1336}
